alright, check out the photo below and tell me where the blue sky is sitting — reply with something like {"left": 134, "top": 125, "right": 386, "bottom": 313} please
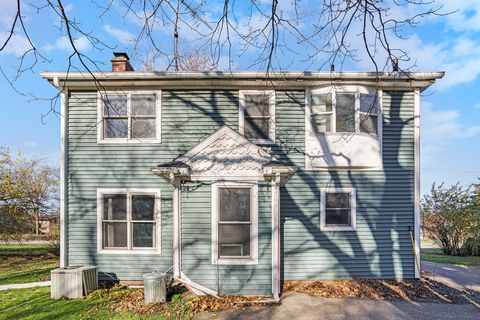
{"left": 0, "top": 1, "right": 479, "bottom": 194}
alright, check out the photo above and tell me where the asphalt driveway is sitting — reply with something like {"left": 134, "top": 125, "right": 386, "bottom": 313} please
{"left": 422, "top": 261, "right": 480, "bottom": 292}
{"left": 195, "top": 291, "right": 479, "bottom": 320}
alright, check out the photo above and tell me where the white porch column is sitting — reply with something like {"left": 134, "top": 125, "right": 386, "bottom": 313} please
{"left": 271, "top": 173, "right": 281, "bottom": 301}
{"left": 173, "top": 178, "right": 182, "bottom": 278}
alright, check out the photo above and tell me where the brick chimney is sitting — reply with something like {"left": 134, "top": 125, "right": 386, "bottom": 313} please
{"left": 111, "top": 52, "right": 134, "bottom": 72}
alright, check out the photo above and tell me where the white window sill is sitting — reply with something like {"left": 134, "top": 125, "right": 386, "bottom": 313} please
{"left": 212, "top": 258, "right": 258, "bottom": 265}
{"left": 98, "top": 249, "right": 161, "bottom": 255}
{"left": 97, "top": 139, "right": 162, "bottom": 144}
{"left": 320, "top": 225, "right": 356, "bottom": 232}
{"left": 250, "top": 138, "right": 275, "bottom": 145}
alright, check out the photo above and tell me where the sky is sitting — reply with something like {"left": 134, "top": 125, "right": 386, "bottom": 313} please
{"left": 0, "top": 0, "right": 479, "bottom": 195}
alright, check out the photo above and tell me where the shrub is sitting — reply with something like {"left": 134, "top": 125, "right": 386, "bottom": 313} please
{"left": 422, "top": 183, "right": 480, "bottom": 256}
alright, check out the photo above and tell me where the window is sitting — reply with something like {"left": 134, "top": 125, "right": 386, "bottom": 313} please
{"left": 307, "top": 87, "right": 381, "bottom": 135}
{"left": 212, "top": 182, "right": 258, "bottom": 265}
{"left": 239, "top": 90, "right": 275, "bottom": 144}
{"left": 97, "top": 189, "right": 161, "bottom": 253}
{"left": 98, "top": 91, "right": 161, "bottom": 143}
{"left": 320, "top": 188, "right": 356, "bottom": 231}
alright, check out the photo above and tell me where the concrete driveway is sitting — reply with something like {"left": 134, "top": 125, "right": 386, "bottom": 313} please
{"left": 422, "top": 261, "right": 480, "bottom": 292}
{"left": 195, "top": 291, "right": 479, "bottom": 320}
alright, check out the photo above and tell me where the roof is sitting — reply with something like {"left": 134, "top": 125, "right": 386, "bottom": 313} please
{"left": 41, "top": 70, "right": 444, "bottom": 91}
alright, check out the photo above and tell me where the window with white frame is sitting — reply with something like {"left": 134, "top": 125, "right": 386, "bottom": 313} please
{"left": 320, "top": 188, "right": 356, "bottom": 231}
{"left": 239, "top": 90, "right": 275, "bottom": 144}
{"left": 98, "top": 91, "right": 161, "bottom": 143}
{"left": 212, "top": 183, "right": 258, "bottom": 265}
{"left": 98, "top": 189, "right": 161, "bottom": 253}
{"left": 308, "top": 87, "right": 380, "bottom": 135}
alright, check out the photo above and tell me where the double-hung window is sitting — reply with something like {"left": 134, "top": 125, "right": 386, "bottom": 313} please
{"left": 320, "top": 188, "right": 356, "bottom": 231}
{"left": 239, "top": 90, "right": 275, "bottom": 144}
{"left": 98, "top": 91, "right": 161, "bottom": 143}
{"left": 98, "top": 189, "right": 161, "bottom": 253}
{"left": 212, "top": 183, "right": 258, "bottom": 265}
{"left": 307, "top": 87, "right": 380, "bottom": 135}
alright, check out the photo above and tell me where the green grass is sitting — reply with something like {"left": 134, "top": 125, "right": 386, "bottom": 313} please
{"left": 0, "top": 244, "right": 54, "bottom": 256}
{"left": 422, "top": 248, "right": 480, "bottom": 267}
{"left": 0, "top": 287, "right": 192, "bottom": 320}
{"left": 0, "top": 244, "right": 59, "bottom": 285}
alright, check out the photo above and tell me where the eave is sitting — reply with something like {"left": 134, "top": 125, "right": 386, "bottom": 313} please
{"left": 40, "top": 71, "right": 444, "bottom": 92}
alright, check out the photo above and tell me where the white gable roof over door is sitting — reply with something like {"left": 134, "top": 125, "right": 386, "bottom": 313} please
{"left": 176, "top": 126, "right": 274, "bottom": 179}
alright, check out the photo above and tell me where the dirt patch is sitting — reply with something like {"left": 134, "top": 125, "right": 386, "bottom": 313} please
{"left": 283, "top": 277, "right": 480, "bottom": 305}
{"left": 89, "top": 284, "right": 275, "bottom": 319}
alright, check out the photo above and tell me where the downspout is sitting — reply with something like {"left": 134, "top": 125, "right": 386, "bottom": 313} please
{"left": 271, "top": 173, "right": 281, "bottom": 302}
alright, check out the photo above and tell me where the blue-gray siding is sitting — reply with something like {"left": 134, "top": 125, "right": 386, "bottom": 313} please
{"left": 66, "top": 89, "right": 415, "bottom": 292}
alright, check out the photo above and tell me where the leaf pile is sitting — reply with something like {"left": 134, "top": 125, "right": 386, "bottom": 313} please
{"left": 283, "top": 277, "right": 480, "bottom": 304}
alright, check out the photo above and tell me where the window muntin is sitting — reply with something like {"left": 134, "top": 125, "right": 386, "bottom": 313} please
{"left": 212, "top": 183, "right": 258, "bottom": 265}
{"left": 239, "top": 90, "right": 275, "bottom": 144}
{"left": 98, "top": 190, "right": 160, "bottom": 253}
{"left": 99, "top": 91, "right": 161, "bottom": 143}
{"left": 308, "top": 88, "right": 380, "bottom": 135}
{"left": 320, "top": 188, "right": 356, "bottom": 231}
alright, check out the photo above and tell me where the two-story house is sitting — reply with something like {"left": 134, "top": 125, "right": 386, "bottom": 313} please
{"left": 42, "top": 53, "right": 443, "bottom": 299}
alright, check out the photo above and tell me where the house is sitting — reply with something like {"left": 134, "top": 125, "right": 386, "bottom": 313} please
{"left": 41, "top": 53, "right": 443, "bottom": 299}
{"left": 39, "top": 214, "right": 59, "bottom": 234}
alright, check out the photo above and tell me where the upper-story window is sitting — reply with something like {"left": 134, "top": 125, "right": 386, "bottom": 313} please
{"left": 98, "top": 91, "right": 161, "bottom": 143}
{"left": 239, "top": 90, "right": 276, "bottom": 144}
{"left": 308, "top": 87, "right": 380, "bottom": 135}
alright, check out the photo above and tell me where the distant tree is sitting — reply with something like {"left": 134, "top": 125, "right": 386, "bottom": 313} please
{"left": 0, "top": 148, "right": 58, "bottom": 235}
{"left": 422, "top": 182, "right": 480, "bottom": 256}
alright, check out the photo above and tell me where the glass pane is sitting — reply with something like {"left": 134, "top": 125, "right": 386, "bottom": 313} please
{"left": 326, "top": 193, "right": 350, "bottom": 209}
{"left": 360, "top": 114, "right": 378, "bottom": 135}
{"left": 132, "top": 118, "right": 156, "bottom": 139}
{"left": 131, "top": 94, "right": 156, "bottom": 115}
{"left": 103, "top": 194, "right": 127, "bottom": 220}
{"left": 103, "top": 95, "right": 127, "bottom": 116}
{"left": 360, "top": 93, "right": 378, "bottom": 114}
{"left": 219, "top": 188, "right": 250, "bottom": 222}
{"left": 244, "top": 94, "right": 270, "bottom": 117}
{"left": 311, "top": 114, "right": 331, "bottom": 133}
{"left": 325, "top": 209, "right": 351, "bottom": 225}
{"left": 132, "top": 223, "right": 155, "bottom": 248}
{"left": 218, "top": 224, "right": 250, "bottom": 257}
{"left": 244, "top": 117, "right": 269, "bottom": 140}
{"left": 103, "top": 222, "right": 127, "bottom": 248}
{"left": 132, "top": 195, "right": 155, "bottom": 220}
{"left": 311, "top": 93, "right": 332, "bottom": 113}
{"left": 105, "top": 118, "right": 128, "bottom": 138}
{"left": 336, "top": 93, "right": 356, "bottom": 132}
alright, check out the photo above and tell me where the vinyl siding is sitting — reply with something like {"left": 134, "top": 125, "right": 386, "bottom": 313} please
{"left": 66, "top": 88, "right": 415, "bottom": 292}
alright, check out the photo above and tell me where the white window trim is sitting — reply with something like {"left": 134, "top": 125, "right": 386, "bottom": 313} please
{"left": 239, "top": 90, "right": 276, "bottom": 145}
{"left": 211, "top": 181, "right": 259, "bottom": 265}
{"left": 97, "top": 188, "right": 161, "bottom": 254}
{"left": 97, "top": 90, "right": 162, "bottom": 144}
{"left": 320, "top": 187, "right": 357, "bottom": 231}
{"left": 305, "top": 86, "right": 383, "bottom": 138}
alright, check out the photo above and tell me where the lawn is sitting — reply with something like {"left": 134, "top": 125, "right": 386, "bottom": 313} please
{"left": 0, "top": 286, "right": 198, "bottom": 320}
{"left": 0, "top": 244, "right": 59, "bottom": 285}
{"left": 422, "top": 248, "right": 480, "bottom": 267}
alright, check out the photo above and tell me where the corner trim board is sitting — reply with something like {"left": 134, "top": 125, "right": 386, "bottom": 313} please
{"left": 60, "top": 90, "right": 68, "bottom": 268}
{"left": 414, "top": 89, "right": 421, "bottom": 278}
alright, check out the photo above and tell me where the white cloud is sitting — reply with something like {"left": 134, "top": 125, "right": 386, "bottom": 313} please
{"left": 104, "top": 25, "right": 134, "bottom": 45}
{"left": 43, "top": 35, "right": 91, "bottom": 52}
{"left": 474, "top": 103, "right": 480, "bottom": 109}
{"left": 0, "top": 32, "right": 31, "bottom": 57}
{"left": 422, "top": 102, "right": 480, "bottom": 163}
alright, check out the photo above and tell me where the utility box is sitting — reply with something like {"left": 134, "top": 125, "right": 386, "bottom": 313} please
{"left": 143, "top": 271, "right": 167, "bottom": 304}
{"left": 51, "top": 266, "right": 98, "bottom": 299}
